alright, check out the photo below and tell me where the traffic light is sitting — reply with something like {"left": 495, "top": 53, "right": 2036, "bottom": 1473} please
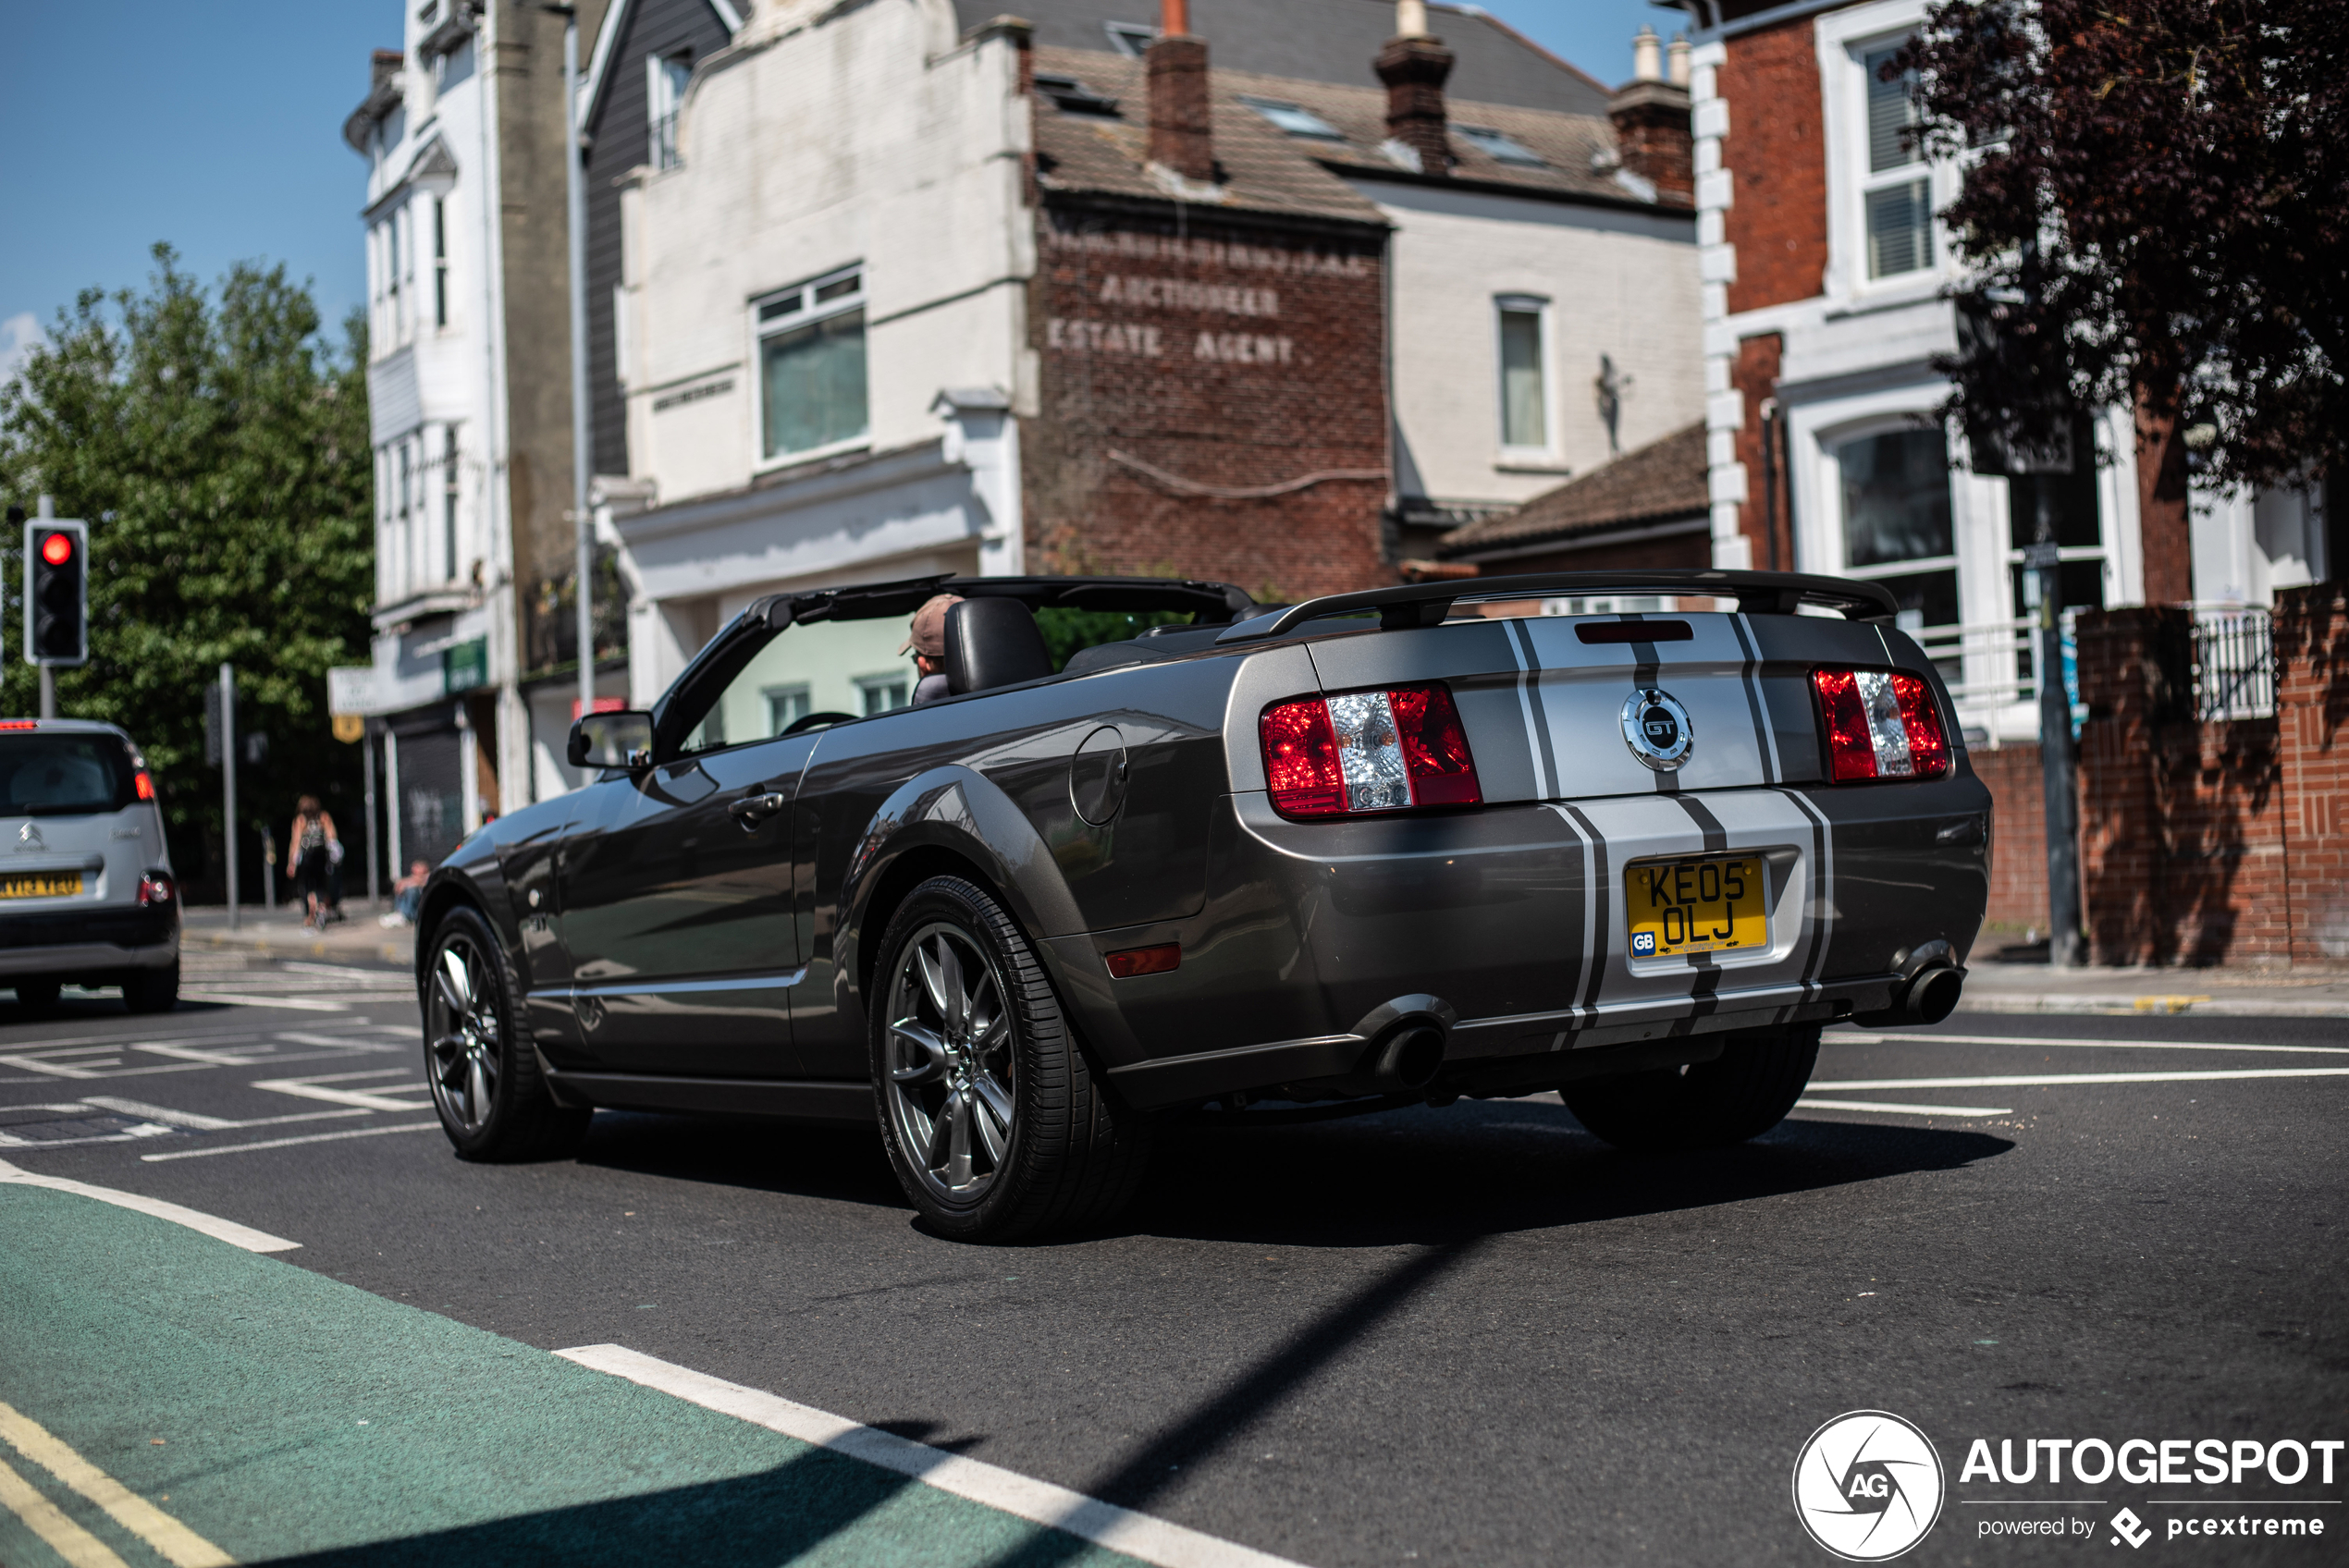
{"left": 23, "top": 518, "right": 89, "bottom": 666}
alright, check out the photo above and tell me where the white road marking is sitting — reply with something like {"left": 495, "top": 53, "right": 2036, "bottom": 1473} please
{"left": 0, "top": 1157, "right": 299, "bottom": 1252}
{"left": 175, "top": 992, "right": 354, "bottom": 1012}
{"left": 1795, "top": 1098, "right": 2014, "bottom": 1117}
{"left": 79, "top": 1097, "right": 375, "bottom": 1133}
{"left": 247, "top": 1069, "right": 432, "bottom": 1113}
{"left": 138, "top": 1121, "right": 441, "bottom": 1162}
{"left": 1839, "top": 1031, "right": 2349, "bottom": 1056}
{"left": 0, "top": 1401, "right": 237, "bottom": 1567}
{"left": 0, "top": 1452, "right": 129, "bottom": 1568}
{"left": 558, "top": 1344, "right": 1307, "bottom": 1568}
{"left": 0, "top": 1046, "right": 212, "bottom": 1081}
{"left": 1813, "top": 1067, "right": 2349, "bottom": 1091}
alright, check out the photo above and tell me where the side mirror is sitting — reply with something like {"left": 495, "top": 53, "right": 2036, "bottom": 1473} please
{"left": 568, "top": 710, "right": 655, "bottom": 772}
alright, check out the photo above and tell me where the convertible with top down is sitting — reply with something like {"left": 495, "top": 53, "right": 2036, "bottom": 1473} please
{"left": 415, "top": 569, "right": 1990, "bottom": 1240}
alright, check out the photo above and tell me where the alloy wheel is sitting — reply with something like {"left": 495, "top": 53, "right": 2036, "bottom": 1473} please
{"left": 882, "top": 922, "right": 1015, "bottom": 1204}
{"left": 427, "top": 937, "right": 502, "bottom": 1133}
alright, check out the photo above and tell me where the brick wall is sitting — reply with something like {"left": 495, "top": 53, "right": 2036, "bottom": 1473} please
{"left": 1728, "top": 333, "right": 1787, "bottom": 569}
{"left": 1025, "top": 206, "right": 1391, "bottom": 603}
{"left": 1969, "top": 741, "right": 2052, "bottom": 932}
{"left": 2074, "top": 604, "right": 2303, "bottom": 966}
{"left": 1719, "top": 14, "right": 1828, "bottom": 316}
{"left": 2277, "top": 588, "right": 2349, "bottom": 962}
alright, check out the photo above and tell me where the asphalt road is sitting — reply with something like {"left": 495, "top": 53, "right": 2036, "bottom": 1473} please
{"left": 1, "top": 949, "right": 2343, "bottom": 1567}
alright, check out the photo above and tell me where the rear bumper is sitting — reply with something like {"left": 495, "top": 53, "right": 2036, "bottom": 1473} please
{"left": 0, "top": 906, "right": 179, "bottom": 977}
{"left": 1055, "top": 781, "right": 1990, "bottom": 1109}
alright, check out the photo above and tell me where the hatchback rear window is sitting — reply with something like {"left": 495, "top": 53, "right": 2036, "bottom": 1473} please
{"left": 0, "top": 734, "right": 139, "bottom": 816}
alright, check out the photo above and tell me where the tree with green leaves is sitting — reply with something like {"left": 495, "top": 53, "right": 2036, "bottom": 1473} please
{"left": 0, "top": 245, "right": 375, "bottom": 895}
{"left": 1902, "top": 0, "right": 2346, "bottom": 602}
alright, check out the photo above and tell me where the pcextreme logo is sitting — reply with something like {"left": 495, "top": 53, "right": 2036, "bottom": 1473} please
{"left": 1792, "top": 1411, "right": 1948, "bottom": 1561}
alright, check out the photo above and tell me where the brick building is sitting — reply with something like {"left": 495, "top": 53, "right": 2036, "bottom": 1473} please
{"left": 1666, "top": 0, "right": 2336, "bottom": 940}
{"left": 600, "top": 0, "right": 1705, "bottom": 704}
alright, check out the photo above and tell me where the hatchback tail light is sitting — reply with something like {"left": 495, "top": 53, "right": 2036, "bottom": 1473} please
{"left": 1261, "top": 683, "right": 1482, "bottom": 818}
{"left": 134, "top": 769, "right": 155, "bottom": 801}
{"left": 138, "top": 871, "right": 176, "bottom": 907}
{"left": 1813, "top": 668, "right": 1950, "bottom": 782}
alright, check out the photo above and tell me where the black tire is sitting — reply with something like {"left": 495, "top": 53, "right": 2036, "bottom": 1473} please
{"left": 1562, "top": 1024, "right": 1820, "bottom": 1152}
{"left": 123, "top": 964, "right": 180, "bottom": 1014}
{"left": 869, "top": 876, "right": 1151, "bottom": 1242}
{"left": 423, "top": 905, "right": 591, "bottom": 1161}
{"left": 12, "top": 978, "right": 60, "bottom": 1016}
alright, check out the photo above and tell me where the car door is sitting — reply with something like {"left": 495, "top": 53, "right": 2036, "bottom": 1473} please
{"left": 555, "top": 617, "right": 832, "bottom": 1078}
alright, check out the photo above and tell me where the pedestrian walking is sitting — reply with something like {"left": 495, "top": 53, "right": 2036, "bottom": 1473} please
{"left": 287, "top": 795, "right": 342, "bottom": 931}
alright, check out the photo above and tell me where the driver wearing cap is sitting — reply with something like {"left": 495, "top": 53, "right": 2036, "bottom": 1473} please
{"left": 901, "top": 593, "right": 965, "bottom": 705}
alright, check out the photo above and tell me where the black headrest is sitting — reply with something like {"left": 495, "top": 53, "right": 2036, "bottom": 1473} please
{"left": 945, "top": 597, "right": 1055, "bottom": 694}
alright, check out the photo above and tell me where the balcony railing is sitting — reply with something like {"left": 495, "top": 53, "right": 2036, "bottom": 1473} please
{"left": 2190, "top": 608, "right": 2275, "bottom": 721}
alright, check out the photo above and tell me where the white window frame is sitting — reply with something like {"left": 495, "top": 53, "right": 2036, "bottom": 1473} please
{"left": 432, "top": 195, "right": 450, "bottom": 330}
{"left": 1493, "top": 294, "right": 1555, "bottom": 459}
{"left": 748, "top": 263, "right": 870, "bottom": 472}
{"left": 1816, "top": 0, "right": 1959, "bottom": 309}
{"left": 647, "top": 52, "right": 692, "bottom": 170}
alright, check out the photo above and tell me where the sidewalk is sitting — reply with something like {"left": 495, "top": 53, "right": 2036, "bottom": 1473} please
{"left": 181, "top": 905, "right": 415, "bottom": 968}
{"left": 1961, "top": 954, "right": 2349, "bottom": 1019}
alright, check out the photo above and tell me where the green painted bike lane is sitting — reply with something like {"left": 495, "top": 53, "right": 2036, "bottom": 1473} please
{"left": 0, "top": 1182, "right": 1149, "bottom": 1567}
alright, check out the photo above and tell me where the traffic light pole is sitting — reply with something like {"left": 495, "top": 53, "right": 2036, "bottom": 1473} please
{"left": 220, "top": 663, "right": 240, "bottom": 931}
{"left": 35, "top": 496, "right": 55, "bottom": 719}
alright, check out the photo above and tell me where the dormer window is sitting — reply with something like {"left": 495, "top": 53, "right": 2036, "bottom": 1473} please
{"left": 1453, "top": 125, "right": 1544, "bottom": 167}
{"left": 1103, "top": 22, "right": 1157, "bottom": 57}
{"left": 1034, "top": 74, "right": 1120, "bottom": 116}
{"left": 1240, "top": 98, "right": 1343, "bottom": 141}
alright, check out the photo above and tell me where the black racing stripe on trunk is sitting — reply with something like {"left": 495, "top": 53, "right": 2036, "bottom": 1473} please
{"left": 1672, "top": 793, "right": 1730, "bottom": 853}
{"left": 1563, "top": 803, "right": 1609, "bottom": 1016}
{"left": 1627, "top": 636, "right": 1677, "bottom": 793}
{"left": 1670, "top": 960, "right": 1723, "bottom": 1036}
{"left": 1785, "top": 788, "right": 1831, "bottom": 989}
{"left": 1727, "top": 614, "right": 1778, "bottom": 786}
{"left": 1507, "top": 618, "right": 1560, "bottom": 799}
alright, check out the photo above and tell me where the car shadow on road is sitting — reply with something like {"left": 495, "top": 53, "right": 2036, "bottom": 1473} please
{"left": 1125, "top": 1096, "right": 2013, "bottom": 1250}
{"left": 572, "top": 1110, "right": 909, "bottom": 1212}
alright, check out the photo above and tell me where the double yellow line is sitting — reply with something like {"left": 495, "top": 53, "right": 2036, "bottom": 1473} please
{"left": 0, "top": 1402, "right": 232, "bottom": 1568}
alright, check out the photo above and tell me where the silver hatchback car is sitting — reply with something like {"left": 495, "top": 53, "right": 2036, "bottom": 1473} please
{"left": 0, "top": 719, "right": 179, "bottom": 1014}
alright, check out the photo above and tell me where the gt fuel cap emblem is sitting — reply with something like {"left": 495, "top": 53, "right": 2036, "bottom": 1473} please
{"left": 1621, "top": 688, "right": 1694, "bottom": 771}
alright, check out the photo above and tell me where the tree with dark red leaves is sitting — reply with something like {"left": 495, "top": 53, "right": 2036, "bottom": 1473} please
{"left": 1900, "top": 0, "right": 2345, "bottom": 603}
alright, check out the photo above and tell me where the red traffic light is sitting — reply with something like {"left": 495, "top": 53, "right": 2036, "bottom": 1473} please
{"left": 39, "top": 532, "right": 72, "bottom": 567}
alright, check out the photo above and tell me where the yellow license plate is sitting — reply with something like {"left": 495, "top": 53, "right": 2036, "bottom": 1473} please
{"left": 1626, "top": 856, "right": 1765, "bottom": 959}
{"left": 0, "top": 873, "right": 82, "bottom": 900}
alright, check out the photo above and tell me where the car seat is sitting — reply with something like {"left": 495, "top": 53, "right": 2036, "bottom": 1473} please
{"left": 945, "top": 597, "right": 1055, "bottom": 694}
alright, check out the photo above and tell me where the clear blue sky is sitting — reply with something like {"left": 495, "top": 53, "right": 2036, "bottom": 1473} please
{"left": 0, "top": 0, "right": 1684, "bottom": 373}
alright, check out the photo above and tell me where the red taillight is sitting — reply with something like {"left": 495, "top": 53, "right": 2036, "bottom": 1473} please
{"left": 1812, "top": 668, "right": 1949, "bottom": 782}
{"left": 1261, "top": 697, "right": 1346, "bottom": 817}
{"left": 134, "top": 770, "right": 155, "bottom": 801}
{"left": 1260, "top": 683, "right": 1482, "bottom": 819}
{"left": 1105, "top": 943, "right": 1180, "bottom": 978}
{"left": 138, "top": 872, "right": 175, "bottom": 907}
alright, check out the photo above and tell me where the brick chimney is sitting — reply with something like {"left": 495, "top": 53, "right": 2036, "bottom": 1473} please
{"left": 1375, "top": 0, "right": 1455, "bottom": 177}
{"left": 1607, "top": 27, "right": 1691, "bottom": 206}
{"left": 1146, "top": 0, "right": 1214, "bottom": 184}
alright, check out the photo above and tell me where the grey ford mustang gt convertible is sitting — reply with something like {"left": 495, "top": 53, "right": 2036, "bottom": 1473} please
{"left": 415, "top": 569, "right": 1989, "bottom": 1240}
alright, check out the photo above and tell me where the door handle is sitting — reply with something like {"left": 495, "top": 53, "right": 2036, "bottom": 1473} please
{"left": 730, "top": 791, "right": 788, "bottom": 831}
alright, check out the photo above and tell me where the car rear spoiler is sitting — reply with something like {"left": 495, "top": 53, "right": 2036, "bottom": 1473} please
{"left": 1214, "top": 569, "right": 1899, "bottom": 643}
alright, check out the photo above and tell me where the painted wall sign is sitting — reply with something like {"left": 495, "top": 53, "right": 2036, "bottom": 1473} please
{"left": 1099, "top": 276, "right": 1280, "bottom": 317}
{"left": 1048, "top": 319, "right": 1164, "bottom": 356}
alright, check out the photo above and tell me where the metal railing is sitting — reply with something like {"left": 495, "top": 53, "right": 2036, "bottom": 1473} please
{"left": 2190, "top": 608, "right": 2276, "bottom": 721}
